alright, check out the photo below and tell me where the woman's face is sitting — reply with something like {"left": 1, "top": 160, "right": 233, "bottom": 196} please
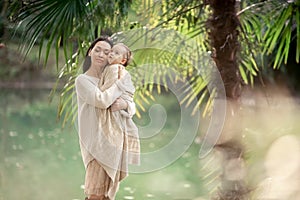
{"left": 89, "top": 41, "right": 111, "bottom": 68}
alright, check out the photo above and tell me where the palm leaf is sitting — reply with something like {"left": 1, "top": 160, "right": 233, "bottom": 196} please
{"left": 240, "top": 0, "right": 300, "bottom": 69}
{"left": 14, "top": 0, "right": 132, "bottom": 127}
{"left": 14, "top": 0, "right": 300, "bottom": 134}
{"left": 16, "top": 0, "right": 87, "bottom": 66}
{"left": 15, "top": 0, "right": 132, "bottom": 67}
{"left": 110, "top": 27, "right": 219, "bottom": 123}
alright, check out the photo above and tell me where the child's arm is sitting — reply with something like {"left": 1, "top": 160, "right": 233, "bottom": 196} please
{"left": 100, "top": 64, "right": 136, "bottom": 117}
{"left": 99, "top": 64, "right": 123, "bottom": 91}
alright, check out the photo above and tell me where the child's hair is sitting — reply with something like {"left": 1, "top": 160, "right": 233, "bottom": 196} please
{"left": 117, "top": 43, "right": 132, "bottom": 67}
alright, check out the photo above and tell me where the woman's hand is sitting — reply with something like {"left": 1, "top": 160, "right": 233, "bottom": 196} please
{"left": 111, "top": 98, "right": 128, "bottom": 112}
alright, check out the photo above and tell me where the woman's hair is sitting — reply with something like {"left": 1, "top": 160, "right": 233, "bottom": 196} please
{"left": 82, "top": 36, "right": 113, "bottom": 73}
{"left": 117, "top": 43, "right": 132, "bottom": 67}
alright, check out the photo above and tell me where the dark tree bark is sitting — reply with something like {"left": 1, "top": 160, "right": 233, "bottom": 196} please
{"left": 205, "top": 0, "right": 250, "bottom": 199}
{"left": 206, "top": 0, "right": 242, "bottom": 99}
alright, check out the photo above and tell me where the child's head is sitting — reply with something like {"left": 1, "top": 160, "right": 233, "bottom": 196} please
{"left": 108, "top": 43, "right": 132, "bottom": 67}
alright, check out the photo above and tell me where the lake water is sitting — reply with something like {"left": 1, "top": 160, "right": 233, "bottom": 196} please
{"left": 0, "top": 89, "right": 209, "bottom": 200}
{"left": 2, "top": 88, "right": 300, "bottom": 200}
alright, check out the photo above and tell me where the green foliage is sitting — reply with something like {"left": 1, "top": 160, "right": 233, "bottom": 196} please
{"left": 239, "top": 0, "right": 300, "bottom": 70}
{"left": 50, "top": 55, "right": 79, "bottom": 127}
{"left": 111, "top": 27, "right": 217, "bottom": 118}
{"left": 14, "top": 0, "right": 132, "bottom": 68}
{"left": 8, "top": 0, "right": 299, "bottom": 127}
{"left": 263, "top": 1, "right": 300, "bottom": 68}
{"left": 128, "top": 1, "right": 214, "bottom": 114}
{"left": 9, "top": 0, "right": 132, "bottom": 126}
{"left": 3, "top": 1, "right": 300, "bottom": 198}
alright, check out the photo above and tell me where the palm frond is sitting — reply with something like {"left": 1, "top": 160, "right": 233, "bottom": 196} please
{"left": 15, "top": 0, "right": 132, "bottom": 68}
{"left": 13, "top": 0, "right": 132, "bottom": 127}
{"left": 14, "top": 0, "right": 299, "bottom": 131}
{"left": 16, "top": 0, "right": 87, "bottom": 66}
{"left": 49, "top": 51, "right": 80, "bottom": 127}
{"left": 239, "top": 0, "right": 300, "bottom": 70}
{"left": 110, "top": 28, "right": 220, "bottom": 120}
{"left": 47, "top": 0, "right": 212, "bottom": 126}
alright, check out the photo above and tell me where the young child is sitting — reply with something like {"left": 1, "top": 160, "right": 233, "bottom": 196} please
{"left": 95, "top": 43, "right": 140, "bottom": 199}
{"left": 99, "top": 42, "right": 136, "bottom": 118}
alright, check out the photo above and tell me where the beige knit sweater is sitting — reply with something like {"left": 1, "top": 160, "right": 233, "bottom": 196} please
{"left": 75, "top": 68, "right": 140, "bottom": 182}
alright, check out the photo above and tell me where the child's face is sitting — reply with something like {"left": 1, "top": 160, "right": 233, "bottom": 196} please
{"left": 108, "top": 44, "right": 127, "bottom": 65}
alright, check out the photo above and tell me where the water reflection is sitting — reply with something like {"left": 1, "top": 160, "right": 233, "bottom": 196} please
{"left": 0, "top": 89, "right": 84, "bottom": 200}
{"left": 0, "top": 89, "right": 207, "bottom": 200}
{"left": 1, "top": 87, "right": 300, "bottom": 200}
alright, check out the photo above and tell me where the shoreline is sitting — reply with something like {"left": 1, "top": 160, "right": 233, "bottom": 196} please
{"left": 0, "top": 81, "right": 62, "bottom": 89}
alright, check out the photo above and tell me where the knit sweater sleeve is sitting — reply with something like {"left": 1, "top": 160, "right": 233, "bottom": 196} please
{"left": 100, "top": 65, "right": 136, "bottom": 117}
{"left": 99, "top": 64, "right": 119, "bottom": 91}
{"left": 75, "top": 74, "right": 125, "bottom": 109}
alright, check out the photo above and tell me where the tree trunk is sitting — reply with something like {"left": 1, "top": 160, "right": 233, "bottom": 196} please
{"left": 205, "top": 0, "right": 249, "bottom": 199}
{"left": 206, "top": 0, "right": 242, "bottom": 99}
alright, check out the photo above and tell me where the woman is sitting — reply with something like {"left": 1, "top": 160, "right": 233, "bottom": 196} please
{"left": 75, "top": 36, "right": 136, "bottom": 200}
